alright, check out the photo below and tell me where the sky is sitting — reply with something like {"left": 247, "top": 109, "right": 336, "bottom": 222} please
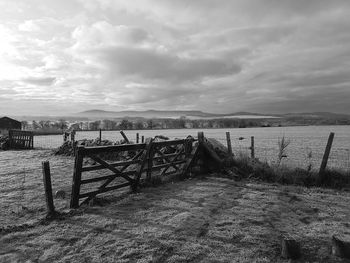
{"left": 1, "top": 0, "right": 350, "bottom": 116}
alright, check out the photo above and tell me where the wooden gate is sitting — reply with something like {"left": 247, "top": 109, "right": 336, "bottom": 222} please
{"left": 70, "top": 138, "right": 198, "bottom": 208}
{"left": 8, "top": 130, "right": 34, "bottom": 149}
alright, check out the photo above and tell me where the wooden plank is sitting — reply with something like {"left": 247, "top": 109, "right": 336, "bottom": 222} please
{"left": 83, "top": 143, "right": 146, "bottom": 154}
{"left": 81, "top": 159, "right": 141, "bottom": 172}
{"left": 153, "top": 139, "right": 185, "bottom": 147}
{"left": 152, "top": 152, "right": 185, "bottom": 162}
{"left": 160, "top": 147, "right": 185, "bottom": 176}
{"left": 42, "top": 161, "right": 56, "bottom": 215}
{"left": 80, "top": 170, "right": 137, "bottom": 184}
{"left": 154, "top": 148, "right": 180, "bottom": 171}
{"left": 79, "top": 182, "right": 131, "bottom": 199}
{"left": 81, "top": 148, "right": 146, "bottom": 204}
{"left": 150, "top": 160, "right": 186, "bottom": 171}
{"left": 70, "top": 146, "right": 84, "bottom": 208}
{"left": 87, "top": 154, "right": 134, "bottom": 183}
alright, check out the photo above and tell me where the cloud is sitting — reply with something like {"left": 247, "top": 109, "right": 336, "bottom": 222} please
{"left": 1, "top": 0, "right": 350, "bottom": 115}
{"left": 21, "top": 77, "right": 56, "bottom": 86}
{"left": 96, "top": 46, "right": 241, "bottom": 82}
{"left": 18, "top": 20, "right": 40, "bottom": 32}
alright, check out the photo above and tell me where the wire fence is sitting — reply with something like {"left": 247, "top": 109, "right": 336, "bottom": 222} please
{"left": 31, "top": 128, "right": 350, "bottom": 171}
{"left": 1, "top": 127, "right": 350, "bottom": 226}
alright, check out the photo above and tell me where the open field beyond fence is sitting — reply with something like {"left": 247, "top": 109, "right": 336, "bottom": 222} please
{"left": 33, "top": 125, "right": 350, "bottom": 171}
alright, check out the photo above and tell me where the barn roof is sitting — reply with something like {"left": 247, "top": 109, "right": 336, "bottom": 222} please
{"left": 0, "top": 116, "right": 20, "bottom": 123}
{"left": 0, "top": 116, "right": 21, "bottom": 128}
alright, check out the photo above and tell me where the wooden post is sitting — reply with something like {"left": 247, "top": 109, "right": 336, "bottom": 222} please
{"left": 71, "top": 130, "right": 76, "bottom": 142}
{"left": 226, "top": 132, "right": 233, "bottom": 156}
{"left": 198, "top": 132, "right": 204, "bottom": 146}
{"left": 141, "top": 136, "right": 144, "bottom": 143}
{"left": 42, "top": 161, "right": 55, "bottom": 216}
{"left": 136, "top": 133, "right": 139, "bottom": 143}
{"left": 332, "top": 234, "right": 350, "bottom": 259}
{"left": 99, "top": 129, "right": 102, "bottom": 142}
{"left": 146, "top": 141, "right": 154, "bottom": 182}
{"left": 281, "top": 237, "right": 301, "bottom": 259}
{"left": 70, "top": 146, "right": 84, "bottom": 208}
{"left": 134, "top": 139, "right": 154, "bottom": 189}
{"left": 250, "top": 136, "right": 255, "bottom": 159}
{"left": 319, "top": 132, "right": 335, "bottom": 182}
{"left": 8, "top": 130, "right": 13, "bottom": 149}
{"left": 120, "top": 130, "right": 130, "bottom": 144}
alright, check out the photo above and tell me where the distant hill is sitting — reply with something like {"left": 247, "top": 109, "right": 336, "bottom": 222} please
{"left": 74, "top": 109, "right": 280, "bottom": 120}
{"left": 281, "top": 112, "right": 350, "bottom": 119}
{"left": 13, "top": 110, "right": 350, "bottom": 124}
{"left": 74, "top": 109, "right": 217, "bottom": 119}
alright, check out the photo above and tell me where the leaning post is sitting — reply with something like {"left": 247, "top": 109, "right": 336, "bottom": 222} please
{"left": 319, "top": 132, "right": 335, "bottom": 183}
{"left": 120, "top": 130, "right": 130, "bottom": 144}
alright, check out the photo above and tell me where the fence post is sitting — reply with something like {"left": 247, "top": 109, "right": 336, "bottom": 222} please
{"left": 120, "top": 130, "right": 130, "bottom": 144}
{"left": 42, "top": 161, "right": 56, "bottom": 216}
{"left": 146, "top": 140, "right": 154, "bottom": 182}
{"left": 70, "top": 146, "right": 84, "bottom": 208}
{"left": 99, "top": 129, "right": 102, "bottom": 142}
{"left": 136, "top": 133, "right": 139, "bottom": 143}
{"left": 250, "top": 136, "right": 255, "bottom": 159}
{"left": 71, "top": 130, "right": 76, "bottom": 142}
{"left": 226, "top": 132, "right": 233, "bottom": 156}
{"left": 31, "top": 133, "right": 34, "bottom": 149}
{"left": 198, "top": 131, "right": 204, "bottom": 146}
{"left": 142, "top": 136, "right": 144, "bottom": 143}
{"left": 319, "top": 132, "right": 335, "bottom": 182}
{"left": 8, "top": 130, "right": 13, "bottom": 149}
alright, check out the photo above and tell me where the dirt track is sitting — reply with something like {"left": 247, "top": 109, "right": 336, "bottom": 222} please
{"left": 1, "top": 176, "right": 350, "bottom": 263}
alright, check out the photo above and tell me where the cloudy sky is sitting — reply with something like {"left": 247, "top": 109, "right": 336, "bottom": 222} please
{"left": 1, "top": 0, "right": 350, "bottom": 115}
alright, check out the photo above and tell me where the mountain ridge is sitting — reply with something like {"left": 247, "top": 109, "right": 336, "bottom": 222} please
{"left": 74, "top": 109, "right": 350, "bottom": 120}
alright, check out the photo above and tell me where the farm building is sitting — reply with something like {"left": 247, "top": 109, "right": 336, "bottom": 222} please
{"left": 0, "top": 116, "right": 21, "bottom": 135}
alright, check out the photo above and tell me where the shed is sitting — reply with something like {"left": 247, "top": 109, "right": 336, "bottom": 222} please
{"left": 0, "top": 117, "right": 22, "bottom": 136}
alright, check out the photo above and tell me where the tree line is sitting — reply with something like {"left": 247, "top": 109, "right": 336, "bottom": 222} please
{"left": 22, "top": 118, "right": 272, "bottom": 132}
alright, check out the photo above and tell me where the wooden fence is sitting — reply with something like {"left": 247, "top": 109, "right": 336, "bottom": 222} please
{"left": 9, "top": 130, "right": 34, "bottom": 149}
{"left": 70, "top": 137, "right": 198, "bottom": 208}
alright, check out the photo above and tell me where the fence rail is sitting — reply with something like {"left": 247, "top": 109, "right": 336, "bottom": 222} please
{"left": 70, "top": 138, "right": 196, "bottom": 208}
{"left": 9, "top": 130, "right": 34, "bottom": 149}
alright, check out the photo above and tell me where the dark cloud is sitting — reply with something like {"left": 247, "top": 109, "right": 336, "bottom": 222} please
{"left": 21, "top": 77, "right": 56, "bottom": 86}
{"left": 97, "top": 46, "right": 241, "bottom": 82}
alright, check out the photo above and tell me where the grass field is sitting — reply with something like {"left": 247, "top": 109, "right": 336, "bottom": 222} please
{"left": 1, "top": 150, "right": 350, "bottom": 263}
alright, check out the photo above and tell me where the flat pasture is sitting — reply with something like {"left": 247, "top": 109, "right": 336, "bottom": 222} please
{"left": 1, "top": 150, "right": 349, "bottom": 262}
